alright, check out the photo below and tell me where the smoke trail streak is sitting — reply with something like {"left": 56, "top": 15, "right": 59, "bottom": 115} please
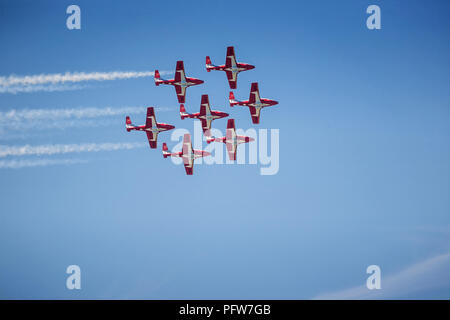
{"left": 0, "top": 106, "right": 170, "bottom": 123}
{"left": 1, "top": 119, "right": 119, "bottom": 132}
{"left": 0, "top": 158, "right": 88, "bottom": 169}
{"left": 0, "top": 107, "right": 173, "bottom": 135}
{"left": 0, "top": 84, "right": 87, "bottom": 94}
{"left": 0, "top": 70, "right": 169, "bottom": 87}
{"left": 0, "top": 142, "right": 146, "bottom": 158}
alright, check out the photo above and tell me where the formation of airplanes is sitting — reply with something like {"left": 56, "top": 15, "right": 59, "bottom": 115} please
{"left": 126, "top": 46, "right": 278, "bottom": 175}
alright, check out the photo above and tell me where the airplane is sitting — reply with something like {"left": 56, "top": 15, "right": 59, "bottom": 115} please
{"left": 180, "top": 94, "right": 229, "bottom": 135}
{"left": 126, "top": 107, "right": 175, "bottom": 149}
{"left": 207, "top": 119, "right": 254, "bottom": 161}
{"left": 154, "top": 61, "right": 204, "bottom": 103}
{"left": 162, "top": 134, "right": 211, "bottom": 175}
{"left": 229, "top": 82, "right": 278, "bottom": 124}
{"left": 206, "top": 46, "right": 255, "bottom": 89}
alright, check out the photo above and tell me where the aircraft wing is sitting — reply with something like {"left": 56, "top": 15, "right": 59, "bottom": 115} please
{"left": 200, "top": 95, "right": 212, "bottom": 115}
{"left": 200, "top": 119, "right": 211, "bottom": 133}
{"left": 146, "top": 131, "right": 158, "bottom": 149}
{"left": 226, "top": 118, "right": 235, "bottom": 131}
{"left": 145, "top": 107, "right": 156, "bottom": 128}
{"left": 225, "top": 46, "right": 237, "bottom": 68}
{"left": 225, "top": 119, "right": 237, "bottom": 140}
{"left": 225, "top": 47, "right": 238, "bottom": 89}
{"left": 249, "top": 82, "right": 260, "bottom": 104}
{"left": 199, "top": 95, "right": 212, "bottom": 132}
{"left": 226, "top": 140, "right": 237, "bottom": 161}
{"left": 175, "top": 85, "right": 186, "bottom": 103}
{"left": 184, "top": 165, "right": 193, "bottom": 175}
{"left": 182, "top": 133, "right": 193, "bottom": 169}
{"left": 225, "top": 71, "right": 237, "bottom": 89}
{"left": 174, "top": 61, "right": 186, "bottom": 83}
{"left": 249, "top": 106, "right": 261, "bottom": 124}
{"left": 225, "top": 119, "right": 237, "bottom": 160}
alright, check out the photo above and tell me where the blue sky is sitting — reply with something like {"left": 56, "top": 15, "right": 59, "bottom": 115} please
{"left": 0, "top": 0, "right": 449, "bottom": 299}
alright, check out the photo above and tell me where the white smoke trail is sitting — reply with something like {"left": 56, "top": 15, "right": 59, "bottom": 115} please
{"left": 0, "top": 70, "right": 169, "bottom": 87}
{"left": 0, "top": 142, "right": 147, "bottom": 158}
{"left": 0, "top": 106, "right": 172, "bottom": 134}
{"left": 1, "top": 118, "right": 119, "bottom": 132}
{"left": 0, "top": 158, "right": 88, "bottom": 169}
{"left": 0, "top": 84, "right": 87, "bottom": 94}
{"left": 0, "top": 106, "right": 170, "bottom": 123}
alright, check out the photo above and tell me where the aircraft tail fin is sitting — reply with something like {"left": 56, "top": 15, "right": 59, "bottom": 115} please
{"left": 162, "top": 142, "right": 170, "bottom": 158}
{"left": 126, "top": 116, "right": 133, "bottom": 131}
{"left": 229, "top": 91, "right": 238, "bottom": 106}
{"left": 180, "top": 104, "right": 189, "bottom": 120}
{"left": 206, "top": 56, "right": 214, "bottom": 71}
{"left": 154, "top": 70, "right": 161, "bottom": 86}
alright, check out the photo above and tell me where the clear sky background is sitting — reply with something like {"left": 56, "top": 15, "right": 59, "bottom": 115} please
{"left": 0, "top": 0, "right": 449, "bottom": 299}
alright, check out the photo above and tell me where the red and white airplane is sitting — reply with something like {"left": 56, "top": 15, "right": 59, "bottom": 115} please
{"left": 229, "top": 82, "right": 278, "bottom": 124}
{"left": 162, "top": 134, "right": 210, "bottom": 175}
{"left": 154, "top": 61, "right": 204, "bottom": 103}
{"left": 207, "top": 119, "right": 254, "bottom": 161}
{"left": 206, "top": 46, "right": 255, "bottom": 89}
{"left": 180, "top": 94, "right": 229, "bottom": 135}
{"left": 126, "top": 107, "right": 175, "bottom": 149}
